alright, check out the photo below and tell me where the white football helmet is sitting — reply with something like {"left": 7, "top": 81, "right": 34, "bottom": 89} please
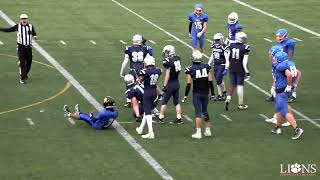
{"left": 124, "top": 74, "right": 135, "bottom": 86}
{"left": 192, "top": 50, "right": 203, "bottom": 62}
{"left": 145, "top": 56, "right": 155, "bottom": 66}
{"left": 213, "top": 33, "right": 224, "bottom": 45}
{"left": 132, "top": 34, "right": 143, "bottom": 45}
{"left": 163, "top": 45, "right": 175, "bottom": 58}
{"left": 228, "top": 12, "right": 239, "bottom": 24}
{"left": 235, "top": 32, "right": 247, "bottom": 43}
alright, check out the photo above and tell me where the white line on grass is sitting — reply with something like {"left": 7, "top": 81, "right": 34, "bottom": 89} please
{"left": 67, "top": 117, "right": 76, "bottom": 125}
{"left": 112, "top": 0, "right": 320, "bottom": 129}
{"left": 206, "top": 39, "right": 213, "bottom": 43}
{"left": 310, "top": 36, "right": 320, "bottom": 39}
{"left": 26, "top": 118, "right": 35, "bottom": 126}
{"left": 183, "top": 115, "right": 193, "bottom": 122}
{"left": 119, "top": 40, "right": 127, "bottom": 44}
{"left": 294, "top": 38, "right": 302, "bottom": 42}
{"left": 263, "top": 38, "right": 272, "bottom": 42}
{"left": 0, "top": 41, "right": 3, "bottom": 45}
{"left": 258, "top": 113, "right": 269, "bottom": 120}
{"left": 220, "top": 114, "right": 232, "bottom": 122}
{"left": 60, "top": 40, "right": 66, "bottom": 45}
{"left": 90, "top": 40, "right": 97, "bottom": 45}
{"left": 118, "top": 121, "right": 134, "bottom": 124}
{"left": 149, "top": 40, "right": 156, "bottom": 44}
{"left": 0, "top": 10, "right": 173, "bottom": 180}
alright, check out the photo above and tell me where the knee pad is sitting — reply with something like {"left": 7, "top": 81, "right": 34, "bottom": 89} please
{"left": 203, "top": 112, "right": 210, "bottom": 122}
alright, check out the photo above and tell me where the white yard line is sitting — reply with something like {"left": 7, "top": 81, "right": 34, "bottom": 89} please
{"left": 293, "top": 38, "right": 302, "bottom": 42}
{"left": 220, "top": 114, "right": 232, "bottom": 122}
{"left": 119, "top": 40, "right": 127, "bottom": 44}
{"left": 112, "top": 0, "right": 320, "bottom": 129}
{"left": 90, "top": 40, "right": 97, "bottom": 45}
{"left": 206, "top": 39, "right": 213, "bottom": 43}
{"left": 0, "top": 10, "right": 173, "bottom": 180}
{"left": 263, "top": 38, "right": 272, "bottom": 42}
{"left": 258, "top": 113, "right": 269, "bottom": 120}
{"left": 183, "top": 115, "right": 193, "bottom": 122}
{"left": 149, "top": 40, "right": 156, "bottom": 44}
{"left": 26, "top": 118, "right": 35, "bottom": 126}
{"left": 309, "top": 36, "right": 320, "bottom": 39}
{"left": 59, "top": 40, "right": 66, "bottom": 45}
{"left": 0, "top": 40, "right": 3, "bottom": 45}
{"left": 119, "top": 121, "right": 134, "bottom": 124}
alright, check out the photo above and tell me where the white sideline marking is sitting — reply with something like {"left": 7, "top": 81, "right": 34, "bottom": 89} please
{"left": 26, "top": 118, "right": 34, "bottom": 126}
{"left": 112, "top": 0, "right": 320, "bottom": 129}
{"left": 90, "top": 40, "right": 96, "bottom": 45}
{"left": 206, "top": 39, "right": 213, "bottom": 43}
{"left": 220, "top": 114, "right": 232, "bottom": 122}
{"left": 310, "top": 36, "right": 320, "bottom": 39}
{"left": 59, "top": 40, "right": 66, "bottom": 45}
{"left": 294, "top": 38, "right": 302, "bottom": 42}
{"left": 0, "top": 41, "right": 3, "bottom": 45}
{"left": 119, "top": 121, "right": 134, "bottom": 124}
{"left": 119, "top": 40, "right": 127, "bottom": 44}
{"left": 297, "top": 119, "right": 320, "bottom": 121}
{"left": 149, "top": 40, "right": 156, "bottom": 44}
{"left": 67, "top": 117, "right": 76, "bottom": 125}
{"left": 0, "top": 10, "right": 173, "bottom": 180}
{"left": 232, "top": 0, "right": 320, "bottom": 37}
{"left": 263, "top": 38, "right": 272, "bottom": 42}
{"left": 258, "top": 114, "right": 269, "bottom": 120}
{"left": 183, "top": 115, "right": 193, "bottom": 122}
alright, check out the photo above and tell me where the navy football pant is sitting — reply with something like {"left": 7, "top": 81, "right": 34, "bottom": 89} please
{"left": 229, "top": 71, "right": 245, "bottom": 86}
{"left": 143, "top": 89, "right": 157, "bottom": 115}
{"left": 214, "top": 65, "right": 225, "bottom": 85}
{"left": 193, "top": 93, "right": 209, "bottom": 118}
{"left": 162, "top": 81, "right": 180, "bottom": 106}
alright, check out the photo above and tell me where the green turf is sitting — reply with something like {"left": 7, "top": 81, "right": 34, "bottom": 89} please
{"left": 0, "top": 0, "right": 319, "bottom": 179}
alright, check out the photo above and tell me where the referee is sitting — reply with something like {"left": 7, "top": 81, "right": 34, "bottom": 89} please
{"left": 0, "top": 14, "right": 37, "bottom": 84}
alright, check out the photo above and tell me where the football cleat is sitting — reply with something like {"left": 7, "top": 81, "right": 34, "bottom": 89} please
{"left": 292, "top": 128, "right": 303, "bottom": 140}
{"left": 192, "top": 132, "right": 202, "bottom": 139}
{"left": 271, "top": 126, "right": 282, "bottom": 135}
{"left": 63, "top": 105, "right": 70, "bottom": 117}
{"left": 74, "top": 104, "right": 80, "bottom": 114}
{"left": 136, "top": 127, "right": 143, "bottom": 135}
{"left": 204, "top": 128, "right": 212, "bottom": 137}
{"left": 142, "top": 133, "right": 154, "bottom": 139}
{"left": 288, "top": 96, "right": 296, "bottom": 103}
{"left": 169, "top": 118, "right": 183, "bottom": 125}
{"left": 225, "top": 101, "right": 229, "bottom": 111}
{"left": 238, "top": 104, "right": 248, "bottom": 110}
{"left": 265, "top": 117, "right": 277, "bottom": 124}
{"left": 265, "top": 96, "right": 275, "bottom": 102}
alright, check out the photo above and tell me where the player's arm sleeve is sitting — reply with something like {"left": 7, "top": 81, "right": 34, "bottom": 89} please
{"left": 184, "top": 75, "right": 192, "bottom": 97}
{"left": 208, "top": 72, "right": 214, "bottom": 96}
{"left": 188, "top": 22, "right": 192, "bottom": 34}
{"left": 242, "top": 55, "right": 249, "bottom": 73}
{"left": 287, "top": 40, "right": 296, "bottom": 60}
{"left": 0, "top": 24, "right": 18, "bottom": 32}
{"left": 120, "top": 48, "right": 129, "bottom": 75}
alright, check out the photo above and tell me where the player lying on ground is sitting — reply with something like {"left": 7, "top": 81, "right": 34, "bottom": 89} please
{"left": 156, "top": 45, "right": 183, "bottom": 124}
{"left": 188, "top": 4, "right": 208, "bottom": 52}
{"left": 184, "top": 50, "right": 214, "bottom": 139}
{"left": 223, "top": 32, "right": 250, "bottom": 111}
{"left": 271, "top": 51, "right": 303, "bottom": 140}
{"left": 63, "top": 96, "right": 118, "bottom": 129}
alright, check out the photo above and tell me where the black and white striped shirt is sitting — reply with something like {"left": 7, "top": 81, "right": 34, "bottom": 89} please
{"left": 0, "top": 23, "right": 37, "bottom": 46}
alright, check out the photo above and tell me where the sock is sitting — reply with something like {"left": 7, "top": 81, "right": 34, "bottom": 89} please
{"left": 139, "top": 114, "right": 147, "bottom": 130}
{"left": 146, "top": 115, "right": 153, "bottom": 134}
{"left": 292, "top": 91, "right": 297, "bottom": 98}
{"left": 270, "top": 86, "right": 275, "bottom": 97}
{"left": 127, "top": 98, "right": 131, "bottom": 103}
{"left": 158, "top": 114, "right": 164, "bottom": 119}
{"left": 226, "top": 95, "right": 231, "bottom": 102}
{"left": 67, "top": 112, "right": 71, "bottom": 117}
{"left": 221, "top": 82, "right": 226, "bottom": 92}
{"left": 237, "top": 85, "right": 244, "bottom": 105}
{"left": 205, "top": 127, "right": 210, "bottom": 131}
{"left": 196, "top": 128, "right": 201, "bottom": 134}
{"left": 217, "top": 84, "right": 222, "bottom": 96}
{"left": 177, "top": 114, "right": 182, "bottom": 119}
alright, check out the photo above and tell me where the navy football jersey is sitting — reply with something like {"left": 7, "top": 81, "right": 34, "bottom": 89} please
{"left": 227, "top": 43, "right": 250, "bottom": 72}
{"left": 139, "top": 67, "right": 162, "bottom": 89}
{"left": 126, "top": 84, "right": 144, "bottom": 103}
{"left": 185, "top": 63, "right": 211, "bottom": 95}
{"left": 125, "top": 45, "right": 150, "bottom": 71}
{"left": 211, "top": 43, "right": 229, "bottom": 65}
{"left": 163, "top": 55, "right": 181, "bottom": 82}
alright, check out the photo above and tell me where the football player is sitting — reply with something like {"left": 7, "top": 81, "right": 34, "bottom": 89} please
{"left": 124, "top": 74, "right": 144, "bottom": 122}
{"left": 63, "top": 96, "right": 118, "bottom": 130}
{"left": 226, "top": 12, "right": 243, "bottom": 45}
{"left": 136, "top": 56, "right": 162, "bottom": 139}
{"left": 188, "top": 4, "right": 209, "bottom": 52}
{"left": 275, "top": 29, "right": 299, "bottom": 102}
{"left": 223, "top": 32, "right": 250, "bottom": 111}
{"left": 120, "top": 34, "right": 152, "bottom": 108}
{"left": 208, "top": 33, "right": 229, "bottom": 101}
{"left": 271, "top": 51, "right": 303, "bottom": 140}
{"left": 183, "top": 50, "right": 214, "bottom": 139}
{"left": 156, "top": 45, "right": 183, "bottom": 124}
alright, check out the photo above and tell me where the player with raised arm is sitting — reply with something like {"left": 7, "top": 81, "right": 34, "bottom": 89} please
{"left": 271, "top": 51, "right": 303, "bottom": 140}
{"left": 188, "top": 4, "right": 208, "bottom": 52}
{"left": 63, "top": 96, "right": 118, "bottom": 130}
{"left": 120, "top": 34, "right": 152, "bottom": 108}
{"left": 208, "top": 33, "right": 229, "bottom": 101}
{"left": 135, "top": 56, "right": 162, "bottom": 139}
{"left": 184, "top": 50, "right": 214, "bottom": 139}
{"left": 226, "top": 12, "right": 243, "bottom": 45}
{"left": 156, "top": 45, "right": 183, "bottom": 124}
{"left": 223, "top": 32, "right": 250, "bottom": 111}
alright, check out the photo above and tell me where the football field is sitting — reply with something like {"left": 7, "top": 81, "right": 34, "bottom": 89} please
{"left": 0, "top": 0, "right": 319, "bottom": 179}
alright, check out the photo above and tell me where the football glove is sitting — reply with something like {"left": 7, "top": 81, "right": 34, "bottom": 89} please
{"left": 162, "top": 86, "right": 167, "bottom": 92}
{"left": 182, "top": 96, "right": 187, "bottom": 103}
{"left": 222, "top": 69, "right": 228, "bottom": 76}
{"left": 244, "top": 73, "right": 250, "bottom": 81}
{"left": 197, "top": 32, "right": 203, "bottom": 38}
{"left": 285, "top": 85, "right": 292, "bottom": 92}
